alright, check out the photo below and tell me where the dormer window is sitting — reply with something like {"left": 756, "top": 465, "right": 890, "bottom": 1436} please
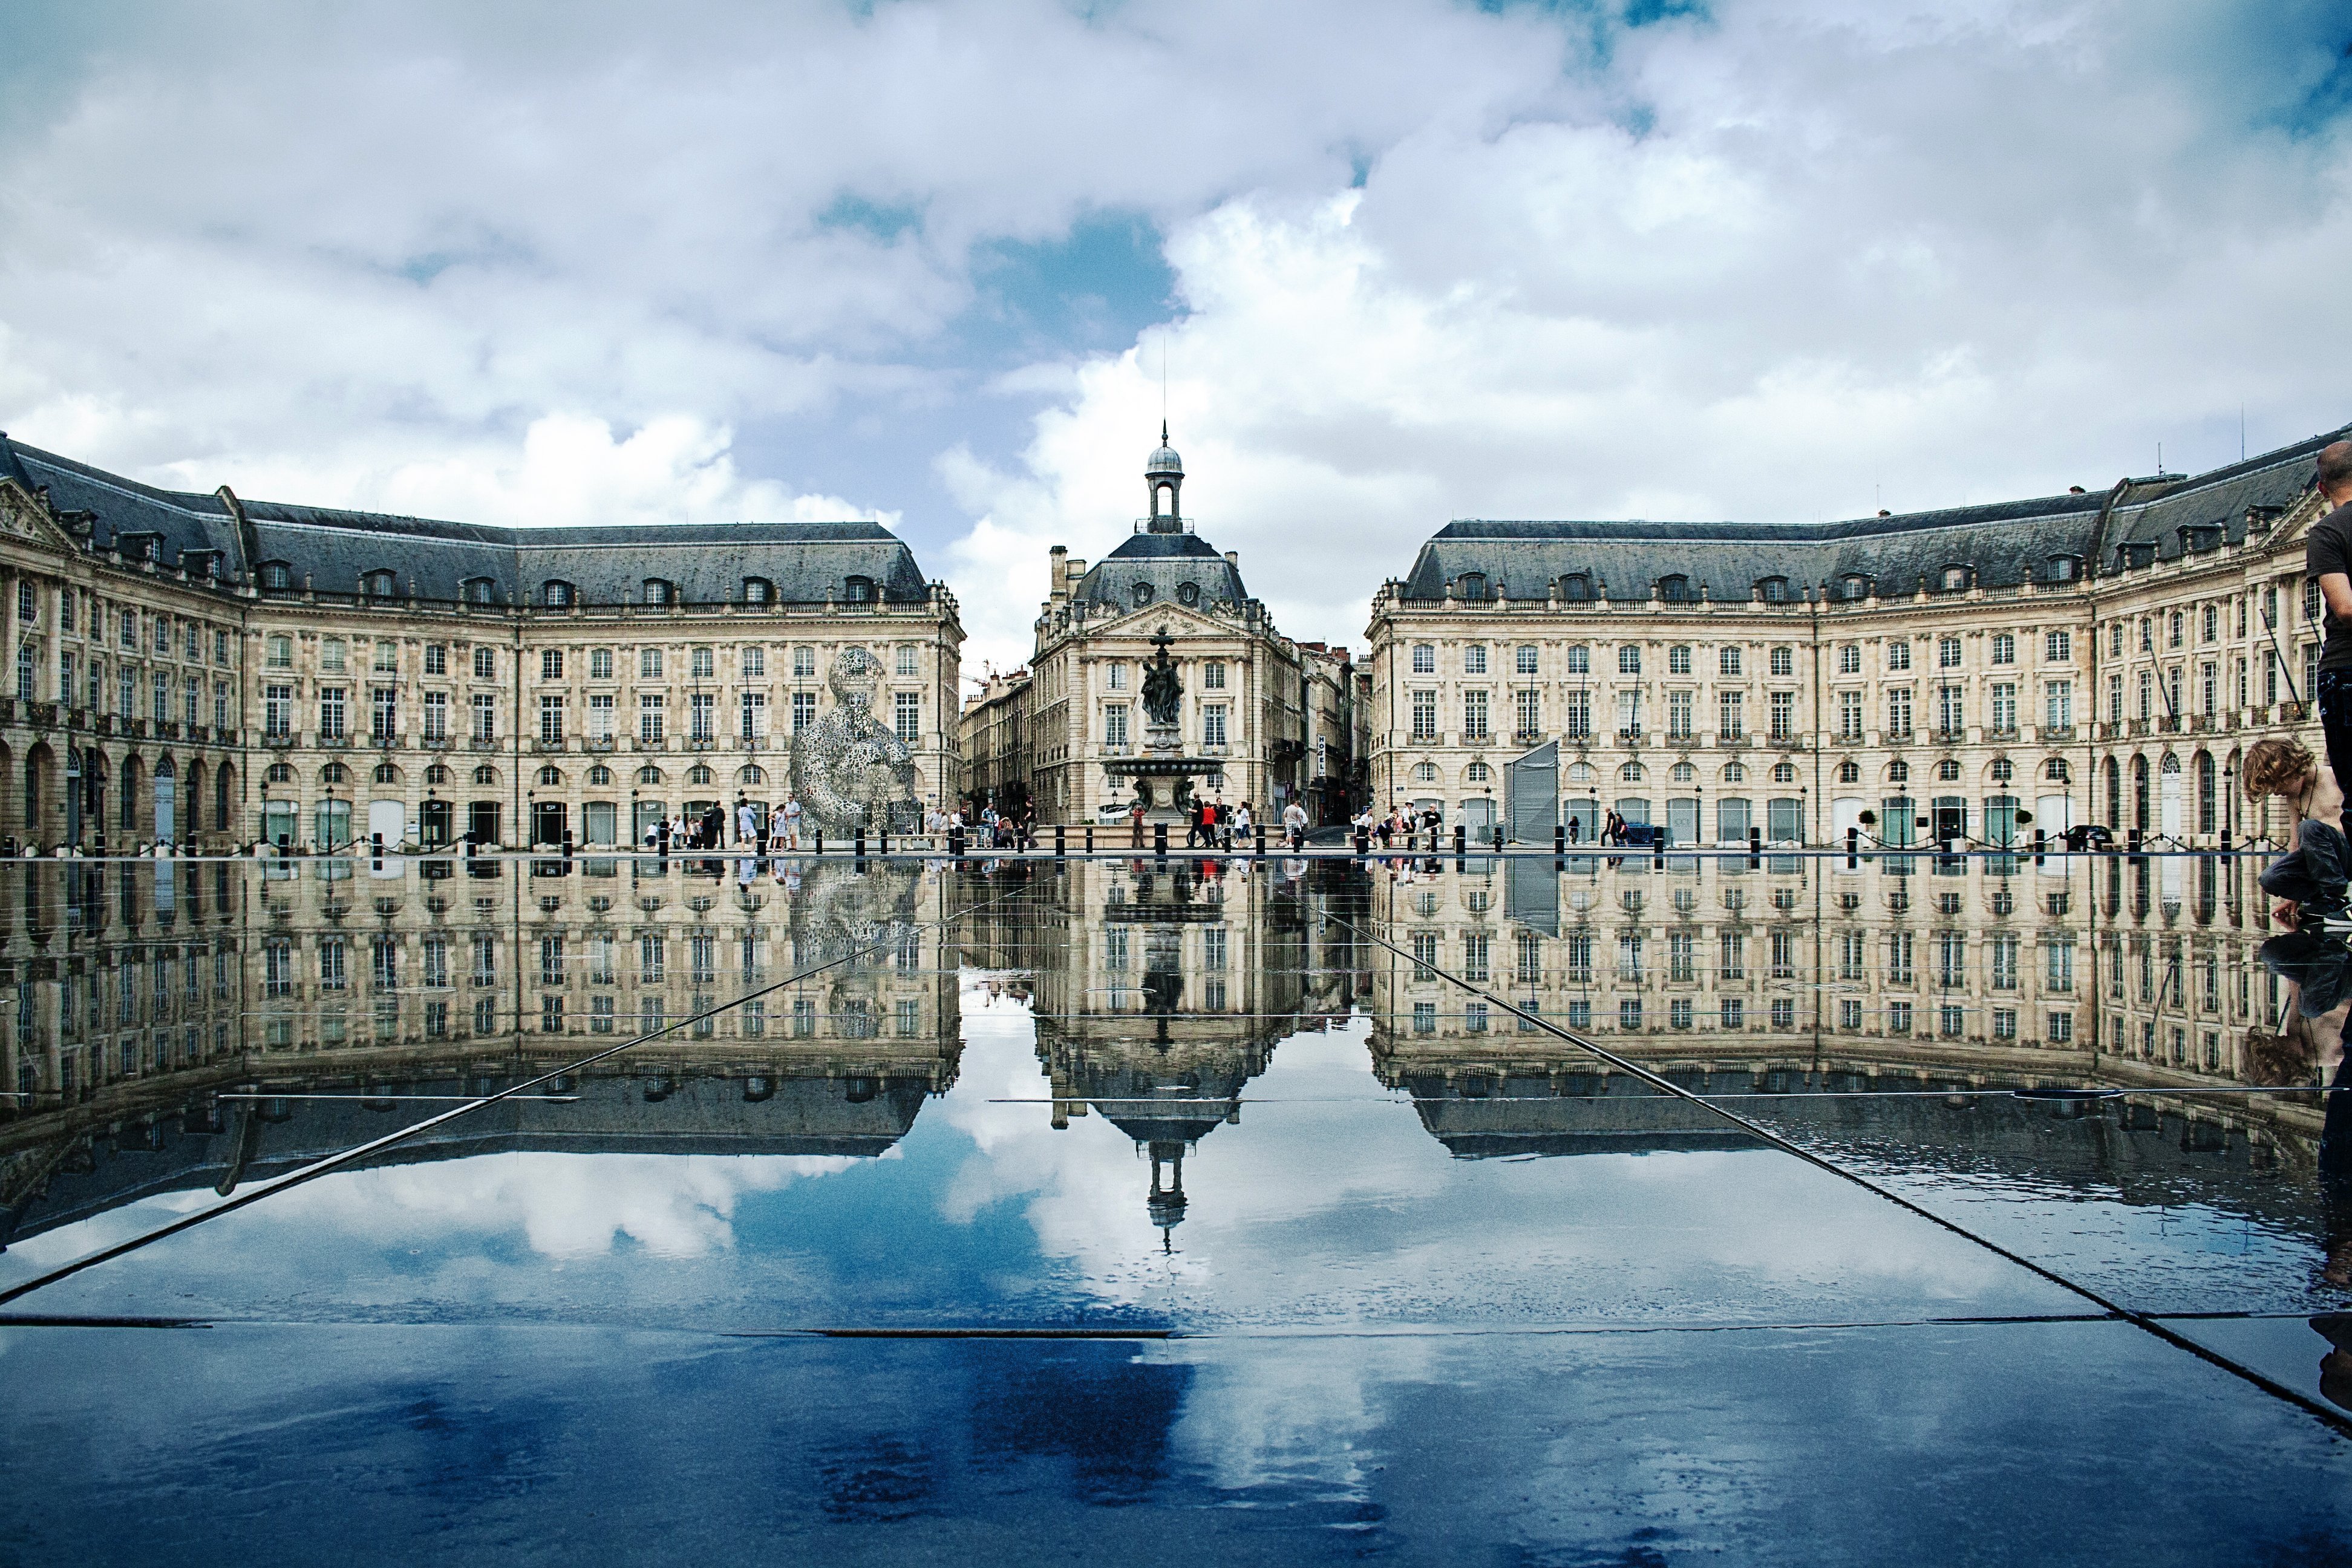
{"left": 1939, "top": 566, "right": 1970, "bottom": 592}
{"left": 2179, "top": 523, "right": 2221, "bottom": 554}
{"left": 1132, "top": 581, "right": 1155, "bottom": 608}
{"left": 2117, "top": 543, "right": 2156, "bottom": 570}
{"left": 259, "top": 561, "right": 293, "bottom": 591}
{"left": 1560, "top": 573, "right": 1592, "bottom": 601}
{"left": 1457, "top": 572, "right": 1490, "bottom": 600}
{"left": 642, "top": 579, "right": 672, "bottom": 606}
{"left": 463, "top": 577, "right": 497, "bottom": 605}
{"left": 363, "top": 569, "right": 398, "bottom": 599}
{"left": 843, "top": 577, "right": 874, "bottom": 604}
{"left": 2043, "top": 555, "right": 2079, "bottom": 583}
{"left": 742, "top": 578, "right": 771, "bottom": 605}
{"left": 1659, "top": 573, "right": 1693, "bottom": 603}
{"left": 1838, "top": 575, "right": 1869, "bottom": 601}
{"left": 1177, "top": 581, "right": 1200, "bottom": 607}
{"left": 183, "top": 550, "right": 218, "bottom": 580}
{"left": 1755, "top": 576, "right": 1791, "bottom": 603}
{"left": 542, "top": 580, "right": 574, "bottom": 609}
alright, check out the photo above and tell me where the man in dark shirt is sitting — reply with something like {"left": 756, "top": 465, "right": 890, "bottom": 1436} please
{"left": 2303, "top": 441, "right": 2352, "bottom": 792}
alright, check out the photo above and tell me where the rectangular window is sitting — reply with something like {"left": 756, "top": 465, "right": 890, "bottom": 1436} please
{"left": 580, "top": 647, "right": 610, "bottom": 682}
{"left": 1108, "top": 663, "right": 1126, "bottom": 690}
{"left": 1204, "top": 661, "right": 1226, "bottom": 688}
{"left": 2201, "top": 662, "right": 2217, "bottom": 716}
{"left": 1203, "top": 702, "right": 1227, "bottom": 746}
{"left": 471, "top": 693, "right": 496, "bottom": 740}
{"left": 539, "top": 694, "right": 564, "bottom": 743}
{"left": 214, "top": 681, "right": 230, "bottom": 730}
{"left": 1515, "top": 644, "right": 1538, "bottom": 675}
{"left": 1410, "top": 690, "right": 1437, "bottom": 740}
{"left": 793, "top": 647, "right": 815, "bottom": 678}
{"left": 1887, "top": 641, "right": 1911, "bottom": 671}
{"left": 473, "top": 647, "right": 494, "bottom": 680}
{"left": 1770, "top": 647, "right": 1794, "bottom": 676}
{"left": 742, "top": 647, "right": 763, "bottom": 678}
{"left": 1465, "top": 645, "right": 1488, "bottom": 675}
{"left": 1105, "top": 704, "right": 1128, "bottom": 746}
{"left": 151, "top": 671, "right": 168, "bottom": 721}
{"left": 1886, "top": 687, "right": 1913, "bottom": 739}
{"left": 691, "top": 647, "right": 714, "bottom": 680}
{"left": 589, "top": 693, "right": 614, "bottom": 739}
{"left": 1670, "top": 647, "right": 1692, "bottom": 675}
{"left": 1990, "top": 683, "right": 2015, "bottom": 731}
{"left": 1463, "top": 690, "right": 1489, "bottom": 739}
{"left": 741, "top": 691, "right": 768, "bottom": 739}
{"left": 319, "top": 937, "right": 347, "bottom": 991}
{"left": 792, "top": 691, "right": 815, "bottom": 734}
{"left": 1618, "top": 646, "right": 1641, "bottom": 675}
{"left": 1719, "top": 647, "right": 1742, "bottom": 676}
{"left": 1411, "top": 644, "right": 1434, "bottom": 674}
{"left": 318, "top": 687, "right": 346, "bottom": 740}
{"left": 1564, "top": 689, "right": 1589, "bottom": 737}
{"left": 641, "top": 647, "right": 663, "bottom": 679}
{"left": 1515, "top": 688, "right": 1540, "bottom": 736}
{"left": 2046, "top": 630, "right": 2071, "bottom": 662}
{"left": 894, "top": 691, "right": 920, "bottom": 743}
{"left": 1936, "top": 684, "right": 1963, "bottom": 734}
{"left": 422, "top": 691, "right": 448, "bottom": 740}
{"left": 690, "top": 692, "right": 714, "bottom": 740}
{"left": 1617, "top": 690, "right": 1642, "bottom": 735}
{"left": 639, "top": 694, "right": 664, "bottom": 741}
{"left": 1838, "top": 645, "right": 1860, "bottom": 675}
{"left": 1889, "top": 1001, "right": 1913, "bottom": 1034}
{"left": 1668, "top": 690, "right": 1693, "bottom": 737}
{"left": 1768, "top": 690, "right": 1794, "bottom": 740}
{"left": 1990, "top": 933, "right": 2018, "bottom": 990}
{"left": 263, "top": 685, "right": 290, "bottom": 737}
{"left": 2048, "top": 1012, "right": 2074, "bottom": 1044}
{"left": 894, "top": 645, "right": 916, "bottom": 677}
{"left": 1938, "top": 635, "right": 1962, "bottom": 668}
{"left": 372, "top": 687, "right": 397, "bottom": 740}
{"left": 1837, "top": 690, "right": 1862, "bottom": 740}
{"left": 2046, "top": 680, "right": 2072, "bottom": 729}
{"left": 1567, "top": 645, "right": 1589, "bottom": 675}
{"left": 1718, "top": 691, "right": 1743, "bottom": 739}
{"left": 1462, "top": 934, "right": 1489, "bottom": 982}
{"left": 541, "top": 649, "right": 563, "bottom": 681}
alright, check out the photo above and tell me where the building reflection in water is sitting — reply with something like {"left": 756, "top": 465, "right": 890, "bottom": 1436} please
{"left": 959, "top": 856, "right": 1367, "bottom": 1244}
{"left": 0, "top": 853, "right": 964, "bottom": 1250}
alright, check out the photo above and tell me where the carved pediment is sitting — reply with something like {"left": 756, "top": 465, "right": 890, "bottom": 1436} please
{"left": 0, "top": 479, "right": 81, "bottom": 557}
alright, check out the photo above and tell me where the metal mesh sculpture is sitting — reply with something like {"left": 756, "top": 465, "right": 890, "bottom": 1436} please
{"left": 789, "top": 646, "right": 917, "bottom": 835}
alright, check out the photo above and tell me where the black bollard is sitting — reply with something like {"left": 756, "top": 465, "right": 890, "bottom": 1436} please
{"left": 1354, "top": 827, "right": 1369, "bottom": 855}
{"left": 880, "top": 829, "right": 889, "bottom": 856}
{"left": 815, "top": 829, "right": 825, "bottom": 855}
{"left": 563, "top": 829, "right": 575, "bottom": 863}
{"left": 1085, "top": 825, "right": 1095, "bottom": 854}
{"left": 1154, "top": 820, "right": 1168, "bottom": 858}
{"left": 1846, "top": 826, "right": 1860, "bottom": 871}
{"left": 855, "top": 828, "right": 866, "bottom": 860}
{"left": 1255, "top": 823, "right": 1267, "bottom": 857}
{"left": 1056, "top": 825, "right": 1067, "bottom": 858}
{"left": 1555, "top": 823, "right": 1566, "bottom": 856}
{"left": 1748, "top": 826, "right": 1761, "bottom": 871}
{"left": 2031, "top": 826, "right": 2046, "bottom": 869}
{"left": 949, "top": 826, "right": 965, "bottom": 858}
{"left": 1453, "top": 825, "right": 1466, "bottom": 855}
{"left": 371, "top": 830, "right": 385, "bottom": 872}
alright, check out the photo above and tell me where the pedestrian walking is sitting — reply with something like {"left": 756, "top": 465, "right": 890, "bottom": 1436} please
{"left": 1129, "top": 799, "right": 1146, "bottom": 849}
{"left": 1284, "top": 798, "right": 1308, "bottom": 851}
{"left": 781, "top": 795, "right": 803, "bottom": 849}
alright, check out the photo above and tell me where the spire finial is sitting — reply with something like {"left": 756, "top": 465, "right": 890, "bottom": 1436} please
{"left": 1161, "top": 419, "right": 1168, "bottom": 445}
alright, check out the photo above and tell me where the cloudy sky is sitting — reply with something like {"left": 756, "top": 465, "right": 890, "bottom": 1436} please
{"left": 2, "top": 1, "right": 2347, "bottom": 676}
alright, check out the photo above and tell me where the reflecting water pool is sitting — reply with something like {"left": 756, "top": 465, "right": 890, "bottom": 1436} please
{"left": 5, "top": 848, "right": 2352, "bottom": 1565}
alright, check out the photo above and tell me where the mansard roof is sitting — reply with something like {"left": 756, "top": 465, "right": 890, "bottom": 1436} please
{"left": 0, "top": 435, "right": 936, "bottom": 606}
{"left": 1071, "top": 526, "right": 1251, "bottom": 611}
{"left": 1399, "top": 422, "right": 2352, "bottom": 603}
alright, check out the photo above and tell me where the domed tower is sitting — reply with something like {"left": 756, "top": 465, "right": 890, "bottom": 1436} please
{"left": 1145, "top": 422, "right": 1184, "bottom": 532}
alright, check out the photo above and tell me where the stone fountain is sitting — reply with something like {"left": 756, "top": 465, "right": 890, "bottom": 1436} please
{"left": 1102, "top": 626, "right": 1223, "bottom": 819}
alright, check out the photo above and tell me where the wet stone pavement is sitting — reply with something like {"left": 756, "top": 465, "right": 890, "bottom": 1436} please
{"left": 5, "top": 847, "right": 2352, "bottom": 1565}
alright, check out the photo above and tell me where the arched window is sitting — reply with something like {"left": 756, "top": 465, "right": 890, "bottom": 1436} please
{"left": 1937, "top": 759, "right": 1961, "bottom": 781}
{"left": 642, "top": 579, "right": 672, "bottom": 606}
{"left": 588, "top": 764, "right": 613, "bottom": 786}
{"left": 2196, "top": 751, "right": 2216, "bottom": 834}
{"left": 363, "top": 569, "right": 397, "bottom": 599}
{"left": 1465, "top": 761, "right": 1491, "bottom": 782}
{"left": 537, "top": 765, "right": 563, "bottom": 786}
{"left": 687, "top": 763, "right": 713, "bottom": 785}
{"left": 426, "top": 763, "right": 451, "bottom": 786}
{"left": 2045, "top": 758, "right": 2069, "bottom": 782}
{"left": 1721, "top": 762, "right": 1745, "bottom": 783}
{"left": 1620, "top": 762, "right": 1644, "bottom": 782}
{"left": 637, "top": 766, "right": 663, "bottom": 785}
{"left": 320, "top": 762, "right": 349, "bottom": 784}
{"left": 266, "top": 762, "right": 293, "bottom": 784}
{"left": 474, "top": 764, "right": 498, "bottom": 786}
{"left": 1659, "top": 574, "right": 1692, "bottom": 603}
{"left": 259, "top": 561, "right": 293, "bottom": 590}
{"left": 1839, "top": 575, "right": 1869, "bottom": 601}
{"left": 1457, "top": 573, "right": 1489, "bottom": 600}
{"left": 2043, "top": 555, "right": 2079, "bottom": 583}
{"left": 373, "top": 762, "right": 399, "bottom": 784}
{"left": 1989, "top": 758, "right": 2013, "bottom": 783}
{"left": 1132, "top": 581, "right": 1155, "bottom": 608}
{"left": 742, "top": 578, "right": 771, "bottom": 605}
{"left": 1560, "top": 573, "right": 1592, "bottom": 601}
{"left": 843, "top": 577, "right": 874, "bottom": 604}
{"left": 2132, "top": 754, "right": 2150, "bottom": 831}
{"left": 1887, "top": 760, "right": 1909, "bottom": 783}
{"left": 1670, "top": 761, "right": 1694, "bottom": 782}
{"left": 738, "top": 765, "right": 765, "bottom": 783}
{"left": 463, "top": 578, "right": 497, "bottom": 605}
{"left": 543, "top": 580, "right": 575, "bottom": 609}
{"left": 1410, "top": 761, "right": 1438, "bottom": 782}
{"left": 1754, "top": 577, "right": 1790, "bottom": 603}
{"left": 1941, "top": 566, "right": 1970, "bottom": 591}
{"left": 1771, "top": 760, "right": 1795, "bottom": 783}
{"left": 1837, "top": 759, "right": 1860, "bottom": 783}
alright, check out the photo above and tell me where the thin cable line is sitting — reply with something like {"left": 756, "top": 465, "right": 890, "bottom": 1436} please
{"left": 0, "top": 884, "right": 1026, "bottom": 1309}
{"left": 1322, "top": 909, "right": 2352, "bottom": 1436}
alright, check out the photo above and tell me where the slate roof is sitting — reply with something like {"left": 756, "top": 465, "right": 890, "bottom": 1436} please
{"left": 0, "top": 435, "right": 937, "bottom": 606}
{"left": 1397, "top": 422, "right": 2352, "bottom": 603}
{"left": 1071, "top": 528, "right": 1252, "bottom": 612}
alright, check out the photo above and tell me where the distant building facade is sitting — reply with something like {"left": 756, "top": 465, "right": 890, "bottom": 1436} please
{"left": 1365, "top": 425, "right": 2350, "bottom": 851}
{"left": 959, "top": 667, "right": 1033, "bottom": 818}
{"left": 0, "top": 437, "right": 962, "bottom": 852}
{"left": 1023, "top": 434, "right": 1306, "bottom": 825}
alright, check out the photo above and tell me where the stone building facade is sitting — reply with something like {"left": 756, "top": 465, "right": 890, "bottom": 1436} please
{"left": 0, "top": 436, "right": 963, "bottom": 853}
{"left": 1023, "top": 434, "right": 1305, "bottom": 825}
{"left": 1364, "top": 423, "right": 2349, "bottom": 852}
{"left": 959, "top": 667, "right": 1034, "bottom": 818}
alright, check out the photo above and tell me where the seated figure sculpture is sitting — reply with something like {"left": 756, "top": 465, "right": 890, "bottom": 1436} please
{"left": 790, "top": 647, "right": 918, "bottom": 835}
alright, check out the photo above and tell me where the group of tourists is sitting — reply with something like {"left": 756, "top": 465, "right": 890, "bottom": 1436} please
{"left": 643, "top": 795, "right": 806, "bottom": 855}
